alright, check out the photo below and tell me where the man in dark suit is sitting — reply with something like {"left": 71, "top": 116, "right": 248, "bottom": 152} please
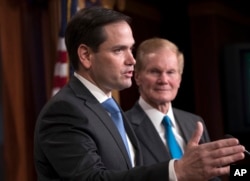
{"left": 125, "top": 37, "right": 241, "bottom": 180}
{"left": 34, "top": 8, "right": 245, "bottom": 181}
{"left": 126, "top": 102, "right": 211, "bottom": 166}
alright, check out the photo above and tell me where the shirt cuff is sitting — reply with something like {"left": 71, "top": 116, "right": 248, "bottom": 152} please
{"left": 169, "top": 159, "right": 178, "bottom": 181}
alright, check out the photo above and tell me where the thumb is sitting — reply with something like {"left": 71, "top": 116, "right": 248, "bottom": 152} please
{"left": 188, "top": 121, "right": 203, "bottom": 146}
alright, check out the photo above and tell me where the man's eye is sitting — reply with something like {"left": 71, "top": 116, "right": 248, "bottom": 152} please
{"left": 167, "top": 70, "right": 175, "bottom": 74}
{"left": 114, "top": 49, "right": 122, "bottom": 53}
{"left": 150, "top": 70, "right": 160, "bottom": 74}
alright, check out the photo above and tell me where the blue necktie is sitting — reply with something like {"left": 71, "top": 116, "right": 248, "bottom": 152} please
{"left": 162, "top": 115, "right": 183, "bottom": 159}
{"left": 102, "top": 98, "right": 131, "bottom": 161}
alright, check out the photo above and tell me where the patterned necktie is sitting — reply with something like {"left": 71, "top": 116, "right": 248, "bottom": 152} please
{"left": 162, "top": 115, "right": 183, "bottom": 159}
{"left": 101, "top": 98, "right": 131, "bottom": 161}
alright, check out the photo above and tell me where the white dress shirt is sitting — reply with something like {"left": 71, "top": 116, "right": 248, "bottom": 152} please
{"left": 138, "top": 97, "right": 186, "bottom": 181}
{"left": 74, "top": 72, "right": 135, "bottom": 167}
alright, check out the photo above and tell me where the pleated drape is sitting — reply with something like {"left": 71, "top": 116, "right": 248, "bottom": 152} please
{"left": 0, "top": 0, "right": 59, "bottom": 180}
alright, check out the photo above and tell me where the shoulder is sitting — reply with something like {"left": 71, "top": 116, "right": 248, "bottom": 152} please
{"left": 125, "top": 102, "right": 148, "bottom": 125}
{"left": 125, "top": 102, "right": 143, "bottom": 116}
{"left": 173, "top": 108, "right": 205, "bottom": 123}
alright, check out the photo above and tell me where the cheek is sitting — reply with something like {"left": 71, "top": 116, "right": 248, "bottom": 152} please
{"left": 176, "top": 79, "right": 181, "bottom": 88}
{"left": 172, "top": 77, "right": 181, "bottom": 88}
{"left": 141, "top": 80, "right": 154, "bottom": 91}
{"left": 136, "top": 74, "right": 156, "bottom": 88}
{"left": 135, "top": 74, "right": 144, "bottom": 86}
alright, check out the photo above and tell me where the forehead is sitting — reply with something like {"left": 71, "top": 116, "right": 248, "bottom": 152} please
{"left": 143, "top": 48, "right": 179, "bottom": 68}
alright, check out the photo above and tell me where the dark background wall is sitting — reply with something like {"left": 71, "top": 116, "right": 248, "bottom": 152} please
{"left": 120, "top": 0, "right": 250, "bottom": 144}
{"left": 0, "top": 36, "right": 4, "bottom": 180}
{"left": 0, "top": 0, "right": 250, "bottom": 180}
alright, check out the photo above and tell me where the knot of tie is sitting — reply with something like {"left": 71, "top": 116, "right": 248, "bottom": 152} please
{"left": 102, "top": 98, "right": 120, "bottom": 114}
{"left": 162, "top": 115, "right": 172, "bottom": 128}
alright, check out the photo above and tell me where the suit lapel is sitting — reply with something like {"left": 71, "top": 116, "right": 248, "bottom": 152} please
{"left": 122, "top": 111, "right": 143, "bottom": 166}
{"left": 69, "top": 77, "right": 132, "bottom": 168}
{"left": 88, "top": 102, "right": 133, "bottom": 168}
{"left": 129, "top": 103, "right": 170, "bottom": 162}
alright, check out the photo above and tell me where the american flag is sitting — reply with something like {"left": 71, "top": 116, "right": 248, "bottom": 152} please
{"left": 52, "top": 0, "right": 77, "bottom": 96}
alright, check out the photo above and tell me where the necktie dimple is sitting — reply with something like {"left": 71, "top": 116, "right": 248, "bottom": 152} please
{"left": 101, "top": 98, "right": 131, "bottom": 161}
{"left": 162, "top": 115, "right": 183, "bottom": 159}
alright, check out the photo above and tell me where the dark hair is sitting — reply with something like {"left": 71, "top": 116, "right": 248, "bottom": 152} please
{"left": 65, "top": 7, "right": 131, "bottom": 70}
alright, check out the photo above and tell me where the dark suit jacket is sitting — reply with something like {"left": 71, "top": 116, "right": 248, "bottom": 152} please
{"left": 34, "top": 77, "right": 170, "bottom": 181}
{"left": 125, "top": 101, "right": 221, "bottom": 181}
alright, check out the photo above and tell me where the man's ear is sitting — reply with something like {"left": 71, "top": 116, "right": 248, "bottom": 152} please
{"left": 77, "top": 44, "right": 92, "bottom": 69}
{"left": 134, "top": 71, "right": 141, "bottom": 86}
{"left": 176, "top": 72, "right": 182, "bottom": 89}
{"left": 177, "top": 76, "right": 182, "bottom": 88}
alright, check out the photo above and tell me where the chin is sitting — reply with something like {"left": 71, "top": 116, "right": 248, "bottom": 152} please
{"left": 117, "top": 82, "right": 132, "bottom": 90}
{"left": 155, "top": 97, "right": 173, "bottom": 103}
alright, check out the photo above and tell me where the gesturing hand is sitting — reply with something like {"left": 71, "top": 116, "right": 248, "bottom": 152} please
{"left": 174, "top": 122, "right": 245, "bottom": 181}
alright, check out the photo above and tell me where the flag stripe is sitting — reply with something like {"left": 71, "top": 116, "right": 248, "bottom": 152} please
{"left": 57, "top": 37, "right": 67, "bottom": 52}
{"left": 54, "top": 61, "right": 68, "bottom": 76}
{"left": 53, "top": 76, "right": 68, "bottom": 87}
{"left": 52, "top": 0, "right": 71, "bottom": 96}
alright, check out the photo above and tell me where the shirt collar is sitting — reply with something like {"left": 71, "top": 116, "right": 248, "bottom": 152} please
{"left": 74, "top": 72, "right": 111, "bottom": 103}
{"left": 138, "top": 96, "right": 176, "bottom": 128}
